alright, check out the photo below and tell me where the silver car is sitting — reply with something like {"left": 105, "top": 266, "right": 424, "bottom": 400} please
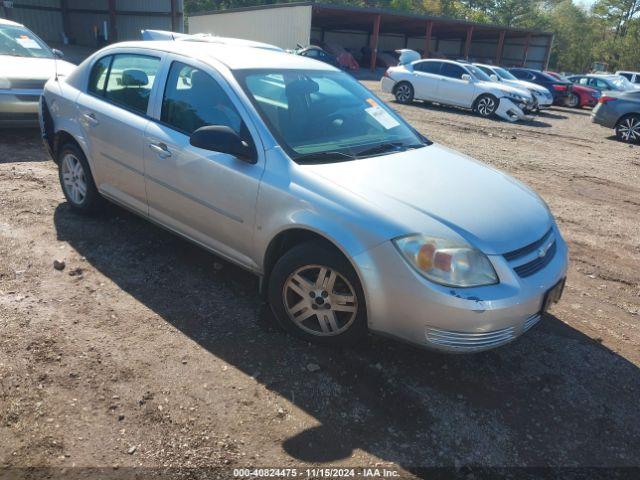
{"left": 0, "top": 18, "right": 75, "bottom": 127}
{"left": 40, "top": 41, "right": 568, "bottom": 352}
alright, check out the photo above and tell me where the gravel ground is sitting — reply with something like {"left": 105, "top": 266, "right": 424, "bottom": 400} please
{"left": 0, "top": 81, "right": 639, "bottom": 478}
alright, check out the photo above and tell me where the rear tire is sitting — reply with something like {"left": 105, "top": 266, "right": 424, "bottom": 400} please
{"left": 394, "top": 82, "right": 414, "bottom": 104}
{"left": 268, "top": 242, "right": 368, "bottom": 346}
{"left": 615, "top": 114, "right": 640, "bottom": 143}
{"left": 57, "top": 143, "right": 103, "bottom": 214}
{"left": 474, "top": 94, "right": 498, "bottom": 118}
{"left": 566, "top": 92, "right": 580, "bottom": 108}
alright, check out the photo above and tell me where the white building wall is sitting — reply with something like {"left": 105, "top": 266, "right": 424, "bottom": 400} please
{"left": 188, "top": 5, "right": 312, "bottom": 51}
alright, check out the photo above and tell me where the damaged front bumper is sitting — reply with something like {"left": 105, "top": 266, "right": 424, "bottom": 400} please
{"left": 496, "top": 98, "right": 534, "bottom": 122}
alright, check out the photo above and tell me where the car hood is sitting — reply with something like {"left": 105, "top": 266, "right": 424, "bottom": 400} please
{"left": 0, "top": 56, "right": 75, "bottom": 82}
{"left": 503, "top": 79, "right": 551, "bottom": 95}
{"left": 304, "top": 144, "right": 551, "bottom": 255}
{"left": 478, "top": 80, "right": 532, "bottom": 99}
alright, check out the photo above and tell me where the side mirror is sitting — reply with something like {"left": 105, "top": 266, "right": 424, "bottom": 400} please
{"left": 190, "top": 125, "right": 256, "bottom": 163}
{"left": 490, "top": 74, "right": 499, "bottom": 82}
{"left": 52, "top": 49, "right": 64, "bottom": 58}
{"left": 461, "top": 74, "right": 472, "bottom": 82}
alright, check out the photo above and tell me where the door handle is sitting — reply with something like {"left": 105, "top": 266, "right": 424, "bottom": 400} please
{"left": 148, "top": 142, "right": 172, "bottom": 158}
{"left": 82, "top": 112, "right": 99, "bottom": 125}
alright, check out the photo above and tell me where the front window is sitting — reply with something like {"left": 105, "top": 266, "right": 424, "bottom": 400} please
{"left": 236, "top": 69, "right": 427, "bottom": 163}
{"left": 0, "top": 24, "right": 53, "bottom": 59}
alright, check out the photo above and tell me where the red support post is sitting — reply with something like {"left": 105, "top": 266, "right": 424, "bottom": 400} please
{"left": 170, "top": 0, "right": 178, "bottom": 32}
{"left": 423, "top": 20, "right": 434, "bottom": 59}
{"left": 370, "top": 14, "right": 381, "bottom": 72}
{"left": 495, "top": 30, "right": 505, "bottom": 65}
{"left": 522, "top": 33, "right": 532, "bottom": 67}
{"left": 1, "top": 1, "right": 12, "bottom": 20}
{"left": 107, "top": 0, "right": 117, "bottom": 42}
{"left": 464, "top": 26, "right": 474, "bottom": 59}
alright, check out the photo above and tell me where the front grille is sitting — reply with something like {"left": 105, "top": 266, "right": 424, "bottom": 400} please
{"left": 9, "top": 79, "right": 46, "bottom": 90}
{"left": 426, "top": 326, "right": 516, "bottom": 351}
{"left": 513, "top": 241, "right": 557, "bottom": 278}
{"left": 503, "top": 228, "right": 553, "bottom": 261}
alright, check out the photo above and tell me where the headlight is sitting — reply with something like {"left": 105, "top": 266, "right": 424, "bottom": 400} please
{"left": 0, "top": 78, "right": 11, "bottom": 89}
{"left": 394, "top": 235, "right": 498, "bottom": 288}
{"left": 504, "top": 93, "right": 528, "bottom": 103}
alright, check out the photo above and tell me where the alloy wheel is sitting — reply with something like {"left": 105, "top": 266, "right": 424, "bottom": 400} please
{"left": 395, "top": 84, "right": 411, "bottom": 103}
{"left": 61, "top": 153, "right": 87, "bottom": 205}
{"left": 567, "top": 93, "right": 580, "bottom": 108}
{"left": 617, "top": 116, "right": 640, "bottom": 143}
{"left": 477, "top": 96, "right": 496, "bottom": 116}
{"left": 282, "top": 265, "right": 358, "bottom": 336}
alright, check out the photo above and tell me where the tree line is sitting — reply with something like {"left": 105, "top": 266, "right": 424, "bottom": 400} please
{"left": 185, "top": 0, "right": 640, "bottom": 73}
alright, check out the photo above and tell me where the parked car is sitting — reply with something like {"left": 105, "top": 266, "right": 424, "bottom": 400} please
{"left": 0, "top": 18, "right": 75, "bottom": 127}
{"left": 40, "top": 41, "right": 567, "bottom": 352}
{"left": 293, "top": 46, "right": 340, "bottom": 68}
{"left": 545, "top": 71, "right": 600, "bottom": 108}
{"left": 568, "top": 74, "right": 637, "bottom": 93}
{"left": 474, "top": 63, "right": 553, "bottom": 110}
{"left": 382, "top": 59, "right": 535, "bottom": 122}
{"left": 321, "top": 42, "right": 359, "bottom": 70}
{"left": 592, "top": 90, "right": 640, "bottom": 143}
{"left": 509, "top": 68, "right": 572, "bottom": 105}
{"left": 615, "top": 71, "right": 640, "bottom": 86}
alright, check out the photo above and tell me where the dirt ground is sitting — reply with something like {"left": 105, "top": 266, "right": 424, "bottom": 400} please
{"left": 1, "top": 81, "right": 639, "bottom": 479}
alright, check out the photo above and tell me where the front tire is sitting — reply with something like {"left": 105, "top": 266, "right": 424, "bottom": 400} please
{"left": 566, "top": 92, "right": 580, "bottom": 108}
{"left": 394, "top": 82, "right": 414, "bottom": 104}
{"left": 268, "top": 242, "right": 367, "bottom": 346}
{"left": 58, "top": 143, "right": 103, "bottom": 214}
{"left": 615, "top": 114, "right": 640, "bottom": 143}
{"left": 474, "top": 94, "right": 498, "bottom": 118}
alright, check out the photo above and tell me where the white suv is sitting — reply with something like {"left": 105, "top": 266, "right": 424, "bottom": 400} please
{"left": 381, "top": 58, "right": 534, "bottom": 122}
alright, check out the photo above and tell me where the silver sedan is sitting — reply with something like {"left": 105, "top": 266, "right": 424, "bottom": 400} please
{"left": 40, "top": 40, "right": 568, "bottom": 352}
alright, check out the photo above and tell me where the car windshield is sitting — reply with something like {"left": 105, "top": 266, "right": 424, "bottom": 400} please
{"left": 0, "top": 24, "right": 53, "bottom": 58}
{"left": 466, "top": 65, "right": 492, "bottom": 82}
{"left": 493, "top": 67, "right": 517, "bottom": 81}
{"left": 237, "top": 69, "right": 428, "bottom": 163}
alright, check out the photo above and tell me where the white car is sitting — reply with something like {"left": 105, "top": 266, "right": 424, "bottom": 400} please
{"left": 381, "top": 58, "right": 535, "bottom": 122}
{"left": 474, "top": 63, "right": 554, "bottom": 110}
{"left": 615, "top": 71, "right": 640, "bottom": 88}
{"left": 0, "top": 18, "right": 75, "bottom": 127}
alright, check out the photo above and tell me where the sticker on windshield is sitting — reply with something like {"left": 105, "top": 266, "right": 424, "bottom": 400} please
{"left": 16, "top": 36, "right": 41, "bottom": 49}
{"left": 365, "top": 105, "right": 400, "bottom": 130}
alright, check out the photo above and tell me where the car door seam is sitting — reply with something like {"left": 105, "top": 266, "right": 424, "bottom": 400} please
{"left": 144, "top": 173, "right": 244, "bottom": 224}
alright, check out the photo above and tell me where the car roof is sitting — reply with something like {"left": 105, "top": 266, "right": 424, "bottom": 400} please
{"left": 0, "top": 18, "right": 22, "bottom": 27}
{"left": 98, "top": 40, "right": 335, "bottom": 71}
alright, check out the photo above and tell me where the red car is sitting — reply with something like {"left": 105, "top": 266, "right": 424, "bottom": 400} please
{"left": 545, "top": 71, "right": 600, "bottom": 108}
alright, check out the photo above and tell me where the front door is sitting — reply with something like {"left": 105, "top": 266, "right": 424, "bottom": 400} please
{"left": 437, "top": 63, "right": 476, "bottom": 107}
{"left": 144, "top": 59, "right": 264, "bottom": 268}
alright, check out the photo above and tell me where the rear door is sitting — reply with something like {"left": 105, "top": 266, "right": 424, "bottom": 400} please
{"left": 437, "top": 63, "right": 476, "bottom": 107}
{"left": 411, "top": 61, "right": 443, "bottom": 100}
{"left": 76, "top": 51, "right": 163, "bottom": 214}
{"left": 143, "top": 57, "right": 265, "bottom": 268}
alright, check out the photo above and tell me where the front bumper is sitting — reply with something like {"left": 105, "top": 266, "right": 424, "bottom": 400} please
{"left": 0, "top": 89, "right": 42, "bottom": 127}
{"left": 496, "top": 98, "right": 533, "bottom": 122}
{"left": 353, "top": 225, "right": 569, "bottom": 353}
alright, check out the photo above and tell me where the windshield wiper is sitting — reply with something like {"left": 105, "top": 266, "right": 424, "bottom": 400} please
{"left": 355, "top": 142, "right": 424, "bottom": 158}
{"left": 294, "top": 151, "right": 356, "bottom": 164}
